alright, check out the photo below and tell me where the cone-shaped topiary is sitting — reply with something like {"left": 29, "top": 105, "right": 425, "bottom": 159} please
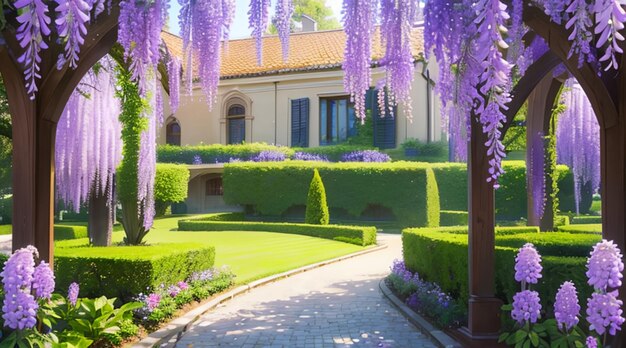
{"left": 305, "top": 169, "right": 329, "bottom": 225}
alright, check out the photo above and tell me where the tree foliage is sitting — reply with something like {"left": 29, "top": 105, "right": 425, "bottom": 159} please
{"left": 305, "top": 169, "right": 329, "bottom": 225}
{"left": 269, "top": 0, "right": 340, "bottom": 33}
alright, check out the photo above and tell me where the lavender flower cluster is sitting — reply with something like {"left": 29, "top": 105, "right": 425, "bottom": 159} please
{"left": 341, "top": 150, "right": 391, "bottom": 163}
{"left": 292, "top": 152, "right": 329, "bottom": 162}
{"left": 250, "top": 150, "right": 287, "bottom": 162}
{"left": 511, "top": 243, "right": 542, "bottom": 325}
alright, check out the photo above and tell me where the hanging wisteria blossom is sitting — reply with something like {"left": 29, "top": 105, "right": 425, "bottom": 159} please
{"left": 248, "top": 0, "right": 271, "bottom": 66}
{"left": 377, "top": 0, "right": 419, "bottom": 120}
{"left": 14, "top": 0, "right": 51, "bottom": 99}
{"left": 275, "top": 0, "right": 294, "bottom": 62}
{"left": 565, "top": 0, "right": 593, "bottom": 68}
{"left": 55, "top": 0, "right": 92, "bottom": 69}
{"left": 179, "top": 0, "right": 235, "bottom": 107}
{"left": 55, "top": 57, "right": 122, "bottom": 214}
{"left": 167, "top": 57, "right": 181, "bottom": 114}
{"left": 556, "top": 81, "right": 600, "bottom": 214}
{"left": 592, "top": 0, "right": 626, "bottom": 71}
{"left": 529, "top": 131, "right": 546, "bottom": 220}
{"left": 342, "top": 0, "right": 376, "bottom": 122}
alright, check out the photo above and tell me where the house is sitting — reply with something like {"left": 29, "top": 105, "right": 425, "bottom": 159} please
{"left": 159, "top": 23, "right": 442, "bottom": 213}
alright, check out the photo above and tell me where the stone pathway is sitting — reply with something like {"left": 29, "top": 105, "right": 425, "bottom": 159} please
{"left": 0, "top": 235, "right": 11, "bottom": 255}
{"left": 174, "top": 234, "right": 437, "bottom": 348}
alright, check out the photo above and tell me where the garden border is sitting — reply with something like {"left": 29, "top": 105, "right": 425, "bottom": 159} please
{"left": 378, "top": 280, "right": 461, "bottom": 348}
{"left": 135, "top": 243, "right": 388, "bottom": 347}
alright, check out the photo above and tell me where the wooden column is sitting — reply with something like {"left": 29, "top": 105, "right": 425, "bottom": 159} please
{"left": 463, "top": 114, "right": 502, "bottom": 338}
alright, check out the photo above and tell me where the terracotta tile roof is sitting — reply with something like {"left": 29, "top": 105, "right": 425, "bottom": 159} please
{"left": 161, "top": 27, "right": 424, "bottom": 80}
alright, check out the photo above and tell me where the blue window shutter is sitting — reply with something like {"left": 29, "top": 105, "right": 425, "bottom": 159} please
{"left": 291, "top": 98, "right": 309, "bottom": 147}
{"left": 228, "top": 118, "right": 245, "bottom": 144}
{"left": 372, "top": 89, "right": 396, "bottom": 149}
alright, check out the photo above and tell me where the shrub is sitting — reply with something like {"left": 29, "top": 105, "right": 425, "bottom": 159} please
{"left": 430, "top": 162, "right": 573, "bottom": 220}
{"left": 293, "top": 145, "right": 376, "bottom": 162}
{"left": 557, "top": 224, "right": 602, "bottom": 234}
{"left": 401, "top": 139, "right": 448, "bottom": 157}
{"left": 54, "top": 244, "right": 215, "bottom": 301}
{"left": 190, "top": 212, "right": 245, "bottom": 221}
{"left": 571, "top": 215, "right": 602, "bottom": 224}
{"left": 440, "top": 210, "right": 468, "bottom": 226}
{"left": 402, "top": 227, "right": 593, "bottom": 315}
{"left": 223, "top": 161, "right": 440, "bottom": 227}
{"left": 157, "top": 143, "right": 295, "bottom": 164}
{"left": 554, "top": 214, "right": 570, "bottom": 227}
{"left": 0, "top": 196, "right": 11, "bottom": 224}
{"left": 154, "top": 163, "right": 190, "bottom": 216}
{"left": 341, "top": 150, "right": 391, "bottom": 162}
{"left": 54, "top": 225, "right": 88, "bottom": 240}
{"left": 250, "top": 150, "right": 287, "bottom": 162}
{"left": 305, "top": 169, "right": 329, "bottom": 225}
{"left": 177, "top": 219, "right": 377, "bottom": 246}
{"left": 557, "top": 171, "right": 594, "bottom": 214}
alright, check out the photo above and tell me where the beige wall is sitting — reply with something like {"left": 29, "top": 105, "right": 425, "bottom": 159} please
{"left": 159, "top": 61, "right": 442, "bottom": 148}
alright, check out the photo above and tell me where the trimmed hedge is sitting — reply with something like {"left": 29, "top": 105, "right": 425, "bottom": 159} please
{"left": 55, "top": 243, "right": 215, "bottom": 301}
{"left": 190, "top": 212, "right": 245, "bottom": 221}
{"left": 495, "top": 232, "right": 600, "bottom": 257}
{"left": 293, "top": 145, "right": 376, "bottom": 162}
{"left": 440, "top": 210, "right": 468, "bottom": 226}
{"left": 557, "top": 224, "right": 602, "bottom": 234}
{"left": 157, "top": 143, "right": 295, "bottom": 164}
{"left": 402, "top": 227, "right": 593, "bottom": 314}
{"left": 54, "top": 225, "right": 88, "bottom": 240}
{"left": 223, "top": 161, "right": 440, "bottom": 227}
{"left": 430, "top": 162, "right": 572, "bottom": 220}
{"left": 155, "top": 163, "right": 190, "bottom": 216}
{"left": 554, "top": 215, "right": 570, "bottom": 227}
{"left": 177, "top": 219, "right": 376, "bottom": 246}
{"left": 571, "top": 215, "right": 602, "bottom": 224}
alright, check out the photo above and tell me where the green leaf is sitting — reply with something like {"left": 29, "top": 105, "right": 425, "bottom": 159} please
{"left": 529, "top": 331, "right": 539, "bottom": 347}
{"left": 514, "top": 330, "right": 528, "bottom": 343}
{"left": 499, "top": 332, "right": 511, "bottom": 343}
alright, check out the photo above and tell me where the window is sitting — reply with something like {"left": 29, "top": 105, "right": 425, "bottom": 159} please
{"left": 166, "top": 121, "right": 181, "bottom": 146}
{"left": 291, "top": 98, "right": 310, "bottom": 147}
{"left": 227, "top": 104, "right": 245, "bottom": 144}
{"left": 205, "top": 177, "right": 223, "bottom": 196}
{"left": 320, "top": 96, "right": 357, "bottom": 145}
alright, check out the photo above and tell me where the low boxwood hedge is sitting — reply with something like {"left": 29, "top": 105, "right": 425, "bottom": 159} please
{"left": 402, "top": 227, "right": 593, "bottom": 314}
{"left": 178, "top": 219, "right": 376, "bottom": 246}
{"left": 55, "top": 243, "right": 215, "bottom": 301}
{"left": 495, "top": 232, "right": 600, "bottom": 257}
{"left": 554, "top": 215, "right": 570, "bottom": 227}
{"left": 557, "top": 224, "right": 602, "bottom": 234}
{"left": 571, "top": 215, "right": 602, "bottom": 224}
{"left": 223, "top": 161, "right": 440, "bottom": 227}
{"left": 440, "top": 210, "right": 468, "bottom": 226}
{"left": 293, "top": 145, "right": 376, "bottom": 162}
{"left": 54, "top": 225, "right": 88, "bottom": 240}
{"left": 157, "top": 143, "right": 295, "bottom": 164}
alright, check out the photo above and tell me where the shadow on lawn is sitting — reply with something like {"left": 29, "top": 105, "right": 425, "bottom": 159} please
{"left": 176, "top": 278, "right": 435, "bottom": 348}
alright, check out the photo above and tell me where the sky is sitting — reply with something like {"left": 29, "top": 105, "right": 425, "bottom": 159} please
{"left": 167, "top": 0, "right": 344, "bottom": 39}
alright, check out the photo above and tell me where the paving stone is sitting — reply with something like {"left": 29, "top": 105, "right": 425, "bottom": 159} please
{"left": 175, "top": 234, "right": 437, "bottom": 348}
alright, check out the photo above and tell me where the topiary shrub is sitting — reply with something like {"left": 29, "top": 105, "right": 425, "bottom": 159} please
{"left": 154, "top": 163, "right": 190, "bottom": 216}
{"left": 305, "top": 169, "right": 329, "bottom": 225}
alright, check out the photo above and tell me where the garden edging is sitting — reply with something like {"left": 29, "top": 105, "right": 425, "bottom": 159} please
{"left": 134, "top": 243, "right": 388, "bottom": 347}
{"left": 378, "top": 280, "right": 462, "bottom": 348}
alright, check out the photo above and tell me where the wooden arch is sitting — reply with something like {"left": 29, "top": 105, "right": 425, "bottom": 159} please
{"left": 1, "top": 6, "right": 120, "bottom": 264}
{"left": 465, "top": 3, "right": 626, "bottom": 342}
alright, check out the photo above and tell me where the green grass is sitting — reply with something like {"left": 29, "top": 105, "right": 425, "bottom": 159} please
{"left": 56, "top": 215, "right": 368, "bottom": 284}
{"left": 0, "top": 225, "right": 11, "bottom": 235}
{"left": 557, "top": 223, "right": 602, "bottom": 234}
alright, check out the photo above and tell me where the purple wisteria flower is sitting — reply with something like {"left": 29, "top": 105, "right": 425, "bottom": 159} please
{"left": 68, "top": 282, "right": 79, "bottom": 306}
{"left": 147, "top": 293, "right": 161, "bottom": 311}
{"left": 251, "top": 150, "right": 286, "bottom": 162}
{"left": 1, "top": 246, "right": 38, "bottom": 330}
{"left": 554, "top": 281, "right": 580, "bottom": 331}
{"left": 585, "top": 336, "right": 597, "bottom": 348}
{"left": 341, "top": 150, "right": 391, "bottom": 163}
{"left": 167, "top": 57, "right": 181, "bottom": 113}
{"left": 586, "top": 239, "right": 624, "bottom": 291}
{"left": 514, "top": 243, "right": 543, "bottom": 284}
{"left": 586, "top": 291, "right": 625, "bottom": 336}
{"left": 293, "top": 152, "right": 328, "bottom": 162}
{"left": 32, "top": 261, "right": 55, "bottom": 300}
{"left": 511, "top": 290, "right": 542, "bottom": 324}
{"left": 55, "top": 0, "right": 92, "bottom": 69}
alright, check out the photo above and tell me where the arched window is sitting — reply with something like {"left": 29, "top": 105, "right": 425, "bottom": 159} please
{"left": 166, "top": 120, "right": 181, "bottom": 146}
{"left": 227, "top": 104, "right": 245, "bottom": 144}
{"left": 206, "top": 177, "right": 223, "bottom": 196}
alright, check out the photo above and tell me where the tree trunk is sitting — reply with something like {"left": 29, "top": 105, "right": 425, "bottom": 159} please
{"left": 88, "top": 184, "right": 113, "bottom": 246}
{"left": 120, "top": 199, "right": 148, "bottom": 245}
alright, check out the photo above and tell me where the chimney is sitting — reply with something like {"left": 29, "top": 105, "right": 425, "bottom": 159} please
{"left": 301, "top": 14, "right": 317, "bottom": 32}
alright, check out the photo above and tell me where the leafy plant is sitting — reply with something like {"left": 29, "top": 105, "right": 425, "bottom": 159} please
{"left": 305, "top": 169, "right": 329, "bottom": 225}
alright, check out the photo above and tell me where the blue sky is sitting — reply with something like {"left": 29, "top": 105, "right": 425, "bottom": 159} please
{"left": 167, "top": 0, "right": 343, "bottom": 39}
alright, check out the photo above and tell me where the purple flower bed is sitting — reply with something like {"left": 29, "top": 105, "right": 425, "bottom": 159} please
{"left": 386, "top": 259, "right": 464, "bottom": 328}
{"left": 293, "top": 152, "right": 329, "bottom": 162}
{"left": 341, "top": 150, "right": 391, "bottom": 162}
{"left": 250, "top": 150, "right": 287, "bottom": 162}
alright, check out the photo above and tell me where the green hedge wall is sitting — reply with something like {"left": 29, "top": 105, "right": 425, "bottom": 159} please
{"left": 0, "top": 197, "right": 11, "bottom": 224}
{"left": 223, "top": 162, "right": 440, "bottom": 227}
{"left": 54, "top": 225, "right": 88, "bottom": 240}
{"left": 440, "top": 210, "right": 468, "bottom": 226}
{"left": 293, "top": 145, "right": 376, "bottom": 162}
{"left": 55, "top": 244, "right": 215, "bottom": 301}
{"left": 571, "top": 216, "right": 602, "bottom": 224}
{"left": 430, "top": 162, "right": 572, "bottom": 220}
{"left": 557, "top": 224, "right": 602, "bottom": 234}
{"left": 177, "top": 219, "right": 376, "bottom": 246}
{"left": 157, "top": 143, "right": 295, "bottom": 164}
{"left": 402, "top": 227, "right": 593, "bottom": 314}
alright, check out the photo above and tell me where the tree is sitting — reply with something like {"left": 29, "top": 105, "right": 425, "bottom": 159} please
{"left": 305, "top": 169, "right": 329, "bottom": 225}
{"left": 269, "top": 0, "right": 341, "bottom": 33}
{"left": 154, "top": 164, "right": 190, "bottom": 216}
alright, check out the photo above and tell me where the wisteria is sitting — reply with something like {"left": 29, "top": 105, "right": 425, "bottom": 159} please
{"left": 275, "top": 0, "right": 294, "bottom": 62}
{"left": 55, "top": 58, "right": 122, "bottom": 214}
{"left": 137, "top": 77, "right": 160, "bottom": 230}
{"left": 248, "top": 0, "right": 271, "bottom": 66}
{"left": 293, "top": 152, "right": 329, "bottom": 162}
{"left": 377, "top": 0, "right": 419, "bottom": 120}
{"left": 592, "top": 0, "right": 626, "bottom": 71}
{"left": 565, "top": 0, "right": 593, "bottom": 68}
{"left": 55, "top": 0, "right": 92, "bottom": 69}
{"left": 556, "top": 81, "right": 600, "bottom": 214}
{"left": 342, "top": 0, "right": 376, "bottom": 122}
{"left": 14, "top": 0, "right": 51, "bottom": 99}
{"left": 179, "top": 0, "right": 235, "bottom": 107}
{"left": 529, "top": 131, "right": 545, "bottom": 220}
{"left": 167, "top": 57, "right": 181, "bottom": 114}
{"left": 542, "top": 0, "right": 565, "bottom": 24}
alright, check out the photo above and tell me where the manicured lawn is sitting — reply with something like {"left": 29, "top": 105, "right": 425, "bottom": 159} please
{"left": 557, "top": 223, "right": 602, "bottom": 234}
{"left": 56, "top": 215, "right": 369, "bottom": 284}
{"left": 0, "top": 225, "right": 10, "bottom": 235}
